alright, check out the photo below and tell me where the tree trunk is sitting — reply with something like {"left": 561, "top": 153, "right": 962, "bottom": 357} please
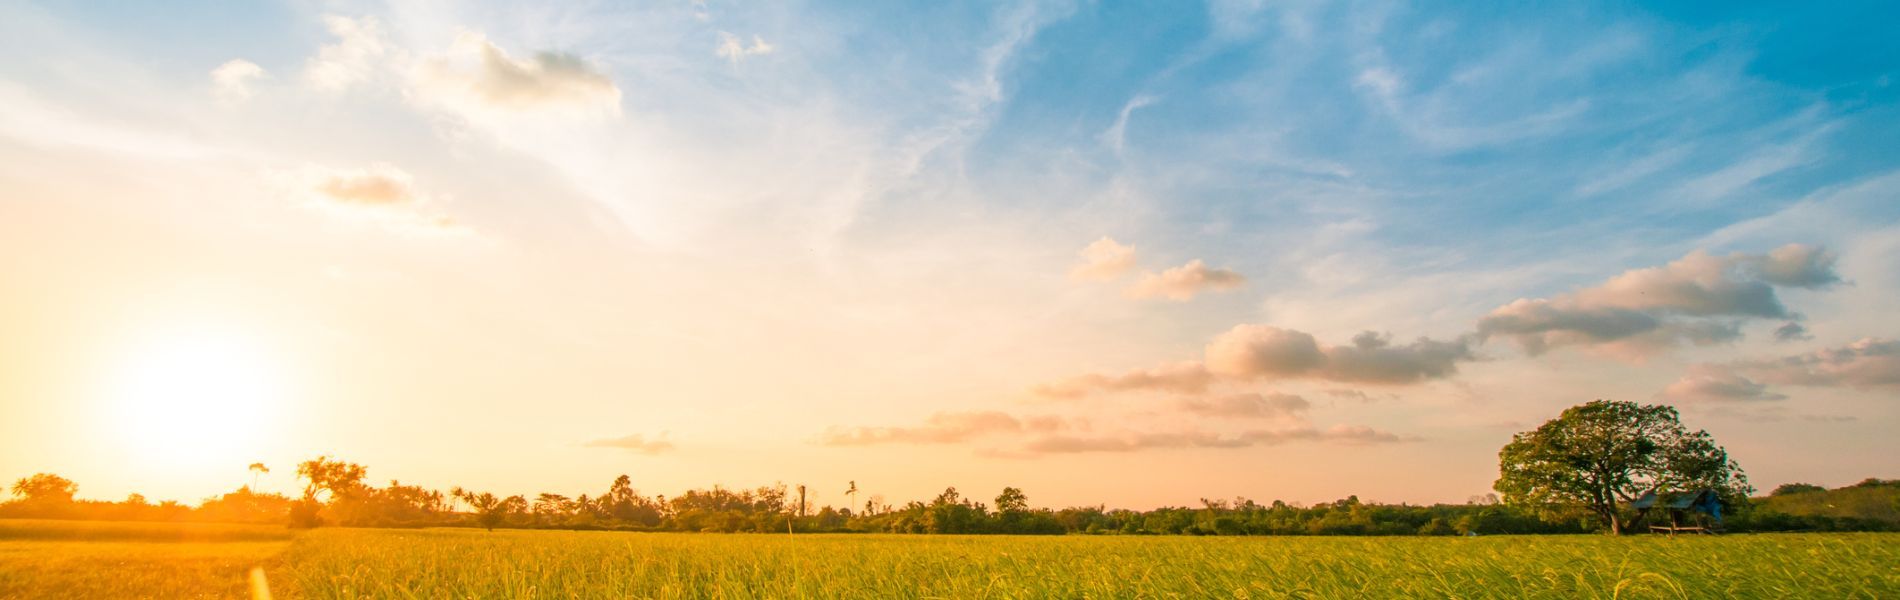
{"left": 1608, "top": 512, "right": 1621, "bottom": 536}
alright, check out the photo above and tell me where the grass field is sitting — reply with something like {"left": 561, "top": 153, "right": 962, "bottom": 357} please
{"left": 1, "top": 519, "right": 1895, "bottom": 599}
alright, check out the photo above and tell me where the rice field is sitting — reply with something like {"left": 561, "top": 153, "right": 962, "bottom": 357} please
{"left": 1, "top": 519, "right": 1895, "bottom": 599}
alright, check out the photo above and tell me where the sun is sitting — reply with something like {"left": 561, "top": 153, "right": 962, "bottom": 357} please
{"left": 108, "top": 330, "right": 285, "bottom": 469}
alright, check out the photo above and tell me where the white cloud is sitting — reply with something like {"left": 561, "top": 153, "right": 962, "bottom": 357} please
{"left": 715, "top": 32, "right": 775, "bottom": 64}
{"left": 1068, "top": 236, "right": 1137, "bottom": 281}
{"left": 210, "top": 59, "right": 266, "bottom": 105}
{"left": 1100, "top": 94, "right": 1155, "bottom": 153}
{"left": 304, "top": 15, "right": 389, "bottom": 92}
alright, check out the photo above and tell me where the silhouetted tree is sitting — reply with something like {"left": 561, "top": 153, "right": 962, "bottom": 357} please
{"left": 296, "top": 457, "right": 367, "bottom": 502}
{"left": 534, "top": 493, "right": 572, "bottom": 526}
{"left": 451, "top": 487, "right": 527, "bottom": 531}
{"left": 248, "top": 463, "right": 269, "bottom": 489}
{"left": 295, "top": 456, "right": 373, "bottom": 526}
{"left": 845, "top": 481, "right": 858, "bottom": 517}
{"left": 11, "top": 473, "right": 77, "bottom": 504}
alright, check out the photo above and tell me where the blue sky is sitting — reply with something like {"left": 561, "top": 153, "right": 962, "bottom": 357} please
{"left": 1, "top": 0, "right": 1896, "bottom": 506}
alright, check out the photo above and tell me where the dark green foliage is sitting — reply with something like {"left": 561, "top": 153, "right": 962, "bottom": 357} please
{"left": 1772, "top": 483, "right": 1827, "bottom": 496}
{"left": 1495, "top": 399, "right": 1751, "bottom": 534}
{"left": 1729, "top": 479, "right": 1899, "bottom": 532}
{"left": 3, "top": 459, "right": 1891, "bottom": 536}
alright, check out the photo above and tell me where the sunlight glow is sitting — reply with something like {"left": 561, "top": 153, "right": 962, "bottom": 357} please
{"left": 107, "top": 330, "right": 283, "bottom": 469}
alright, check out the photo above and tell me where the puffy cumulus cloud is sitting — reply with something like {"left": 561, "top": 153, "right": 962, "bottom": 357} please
{"left": 581, "top": 433, "right": 675, "bottom": 454}
{"left": 1322, "top": 332, "right": 1474, "bottom": 384}
{"left": 1738, "top": 338, "right": 1900, "bottom": 390}
{"left": 1068, "top": 236, "right": 1137, "bottom": 281}
{"left": 271, "top": 163, "right": 470, "bottom": 236}
{"left": 303, "top": 15, "right": 388, "bottom": 92}
{"left": 817, "top": 411, "right": 1064, "bottom": 446}
{"left": 414, "top": 33, "right": 623, "bottom": 117}
{"left": 1204, "top": 326, "right": 1322, "bottom": 377}
{"left": 1126, "top": 259, "right": 1246, "bottom": 301}
{"left": 210, "top": 59, "right": 265, "bottom": 105}
{"left": 715, "top": 32, "right": 776, "bottom": 65}
{"left": 1017, "top": 424, "right": 1407, "bottom": 455}
{"left": 1476, "top": 245, "right": 1840, "bottom": 356}
{"left": 1177, "top": 392, "right": 1309, "bottom": 420}
{"left": 1746, "top": 244, "right": 1843, "bottom": 288}
{"left": 1205, "top": 326, "right": 1472, "bottom": 384}
{"left": 1031, "top": 361, "right": 1212, "bottom": 399}
{"left": 817, "top": 406, "right": 1408, "bottom": 457}
{"left": 1658, "top": 364, "right": 1788, "bottom": 403}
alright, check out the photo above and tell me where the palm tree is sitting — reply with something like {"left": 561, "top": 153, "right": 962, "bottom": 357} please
{"left": 845, "top": 481, "right": 858, "bottom": 517}
{"left": 248, "top": 463, "right": 269, "bottom": 490}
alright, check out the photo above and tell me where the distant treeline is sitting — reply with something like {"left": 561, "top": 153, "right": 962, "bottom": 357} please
{"left": 3, "top": 459, "right": 1895, "bottom": 536}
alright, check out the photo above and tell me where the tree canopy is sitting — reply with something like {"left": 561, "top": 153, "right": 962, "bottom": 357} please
{"left": 11, "top": 473, "right": 78, "bottom": 504}
{"left": 1495, "top": 399, "right": 1751, "bottom": 534}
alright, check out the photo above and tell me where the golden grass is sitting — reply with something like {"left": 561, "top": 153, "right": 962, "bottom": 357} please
{"left": 0, "top": 520, "right": 1894, "bottom": 599}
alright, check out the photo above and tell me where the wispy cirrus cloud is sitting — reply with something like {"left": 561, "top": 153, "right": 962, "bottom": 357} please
{"left": 715, "top": 32, "right": 775, "bottom": 65}
{"left": 1032, "top": 361, "right": 1212, "bottom": 399}
{"left": 1017, "top": 424, "right": 1409, "bottom": 455}
{"left": 270, "top": 163, "right": 469, "bottom": 236}
{"left": 1660, "top": 337, "right": 1900, "bottom": 405}
{"left": 1126, "top": 259, "right": 1245, "bottom": 301}
{"left": 582, "top": 433, "right": 675, "bottom": 454}
{"left": 1738, "top": 338, "right": 1900, "bottom": 390}
{"left": 817, "top": 411, "right": 1066, "bottom": 446}
{"left": 1177, "top": 392, "right": 1309, "bottom": 420}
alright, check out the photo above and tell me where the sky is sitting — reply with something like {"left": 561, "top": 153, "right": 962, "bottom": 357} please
{"left": 1, "top": 0, "right": 1897, "bottom": 510}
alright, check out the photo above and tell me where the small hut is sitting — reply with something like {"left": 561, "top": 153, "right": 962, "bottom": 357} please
{"left": 1631, "top": 489, "right": 1724, "bottom": 535}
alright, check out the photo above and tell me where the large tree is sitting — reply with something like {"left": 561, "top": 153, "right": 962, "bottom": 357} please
{"left": 11, "top": 473, "right": 77, "bottom": 504}
{"left": 1495, "top": 399, "right": 1751, "bottom": 535}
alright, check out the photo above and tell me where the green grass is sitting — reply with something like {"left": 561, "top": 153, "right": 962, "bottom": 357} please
{"left": 1, "top": 520, "right": 1896, "bottom": 599}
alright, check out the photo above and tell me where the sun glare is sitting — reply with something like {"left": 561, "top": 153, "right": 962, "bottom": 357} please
{"left": 107, "top": 331, "right": 284, "bottom": 469}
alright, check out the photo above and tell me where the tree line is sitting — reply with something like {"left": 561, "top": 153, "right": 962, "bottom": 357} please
{"left": 4, "top": 399, "right": 1891, "bottom": 536}
{"left": 4, "top": 458, "right": 1893, "bottom": 535}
